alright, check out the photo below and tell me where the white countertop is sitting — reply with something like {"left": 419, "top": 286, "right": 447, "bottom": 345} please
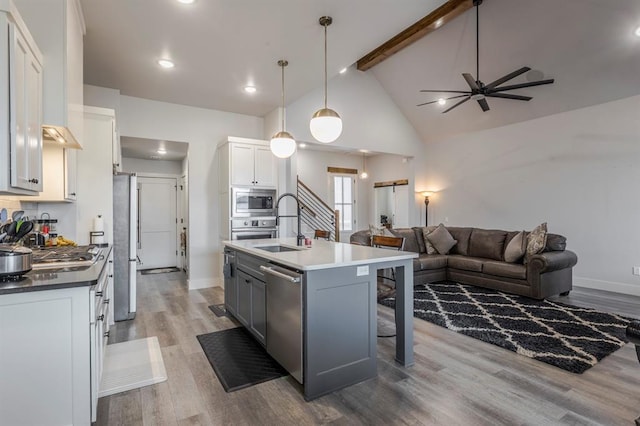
{"left": 223, "top": 238, "right": 417, "bottom": 271}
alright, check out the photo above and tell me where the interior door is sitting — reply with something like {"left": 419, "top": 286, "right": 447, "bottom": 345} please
{"left": 137, "top": 177, "right": 177, "bottom": 270}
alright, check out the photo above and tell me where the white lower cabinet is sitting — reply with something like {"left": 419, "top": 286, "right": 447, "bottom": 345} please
{"left": 0, "top": 250, "right": 113, "bottom": 425}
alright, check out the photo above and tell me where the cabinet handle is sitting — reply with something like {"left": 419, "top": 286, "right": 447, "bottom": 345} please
{"left": 108, "top": 274, "right": 113, "bottom": 278}
{"left": 70, "top": 192, "right": 76, "bottom": 196}
{"left": 109, "top": 260, "right": 113, "bottom": 264}
{"left": 29, "top": 178, "right": 39, "bottom": 184}
{"left": 104, "top": 299, "right": 110, "bottom": 304}
{"left": 96, "top": 291, "right": 103, "bottom": 297}
{"left": 104, "top": 331, "right": 110, "bottom": 338}
{"left": 245, "top": 279, "right": 251, "bottom": 284}
{"left": 98, "top": 314, "right": 105, "bottom": 322}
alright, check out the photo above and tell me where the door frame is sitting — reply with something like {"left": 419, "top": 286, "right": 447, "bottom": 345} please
{"left": 328, "top": 172, "right": 358, "bottom": 242}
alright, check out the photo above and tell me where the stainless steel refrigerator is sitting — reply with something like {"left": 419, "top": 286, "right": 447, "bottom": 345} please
{"left": 113, "top": 173, "right": 138, "bottom": 321}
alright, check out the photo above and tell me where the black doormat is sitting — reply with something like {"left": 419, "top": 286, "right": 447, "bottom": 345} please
{"left": 141, "top": 267, "right": 181, "bottom": 275}
{"left": 196, "top": 327, "right": 287, "bottom": 392}
{"left": 379, "top": 282, "right": 631, "bottom": 374}
{"left": 208, "top": 304, "right": 227, "bottom": 317}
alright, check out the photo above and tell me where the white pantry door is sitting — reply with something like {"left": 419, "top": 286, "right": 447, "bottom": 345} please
{"left": 137, "top": 177, "right": 177, "bottom": 270}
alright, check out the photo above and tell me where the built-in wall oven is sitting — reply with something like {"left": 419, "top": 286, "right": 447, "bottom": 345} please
{"left": 230, "top": 218, "right": 277, "bottom": 240}
{"left": 232, "top": 188, "right": 276, "bottom": 217}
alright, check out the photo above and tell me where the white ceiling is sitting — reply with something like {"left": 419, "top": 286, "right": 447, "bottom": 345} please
{"left": 120, "top": 136, "right": 188, "bottom": 161}
{"left": 82, "top": 0, "right": 640, "bottom": 143}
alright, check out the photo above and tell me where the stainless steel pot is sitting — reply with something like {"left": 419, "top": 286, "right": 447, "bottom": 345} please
{"left": 0, "top": 244, "right": 32, "bottom": 278}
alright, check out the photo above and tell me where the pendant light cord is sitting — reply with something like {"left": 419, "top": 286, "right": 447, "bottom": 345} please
{"left": 323, "top": 22, "right": 328, "bottom": 109}
{"left": 281, "top": 63, "right": 285, "bottom": 131}
{"left": 476, "top": 1, "right": 480, "bottom": 82}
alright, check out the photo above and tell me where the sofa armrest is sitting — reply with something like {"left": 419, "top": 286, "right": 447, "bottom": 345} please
{"left": 527, "top": 250, "right": 578, "bottom": 274}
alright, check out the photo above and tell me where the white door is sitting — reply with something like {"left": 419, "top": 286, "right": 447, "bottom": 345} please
{"left": 137, "top": 177, "right": 177, "bottom": 270}
{"left": 331, "top": 174, "right": 356, "bottom": 242}
{"left": 393, "top": 185, "right": 409, "bottom": 228}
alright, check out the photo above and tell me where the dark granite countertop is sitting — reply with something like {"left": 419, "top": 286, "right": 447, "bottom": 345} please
{"left": 0, "top": 246, "right": 112, "bottom": 295}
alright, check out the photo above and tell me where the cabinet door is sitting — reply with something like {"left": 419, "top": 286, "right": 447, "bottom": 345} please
{"left": 26, "top": 49, "right": 43, "bottom": 192}
{"left": 230, "top": 144, "right": 255, "bottom": 186}
{"left": 64, "top": 148, "right": 77, "bottom": 200}
{"left": 236, "top": 270, "right": 251, "bottom": 326}
{"left": 224, "top": 258, "right": 238, "bottom": 316}
{"left": 254, "top": 146, "right": 277, "bottom": 187}
{"left": 250, "top": 279, "right": 266, "bottom": 345}
{"left": 10, "top": 24, "right": 29, "bottom": 190}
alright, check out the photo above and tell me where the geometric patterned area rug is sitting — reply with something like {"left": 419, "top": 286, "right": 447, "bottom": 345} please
{"left": 379, "top": 282, "right": 631, "bottom": 373}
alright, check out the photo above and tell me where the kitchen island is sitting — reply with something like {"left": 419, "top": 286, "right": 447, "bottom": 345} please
{"left": 223, "top": 238, "right": 417, "bottom": 400}
{"left": 0, "top": 246, "right": 113, "bottom": 425}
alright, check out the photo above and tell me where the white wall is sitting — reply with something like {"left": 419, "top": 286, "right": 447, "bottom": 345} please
{"left": 418, "top": 94, "right": 640, "bottom": 296}
{"left": 121, "top": 157, "right": 183, "bottom": 175}
{"left": 117, "top": 95, "right": 263, "bottom": 289}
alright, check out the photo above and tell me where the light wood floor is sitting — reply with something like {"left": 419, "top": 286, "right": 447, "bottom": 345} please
{"left": 95, "top": 273, "right": 640, "bottom": 425}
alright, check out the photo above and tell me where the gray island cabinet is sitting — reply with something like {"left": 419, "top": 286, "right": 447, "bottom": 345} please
{"left": 223, "top": 238, "right": 417, "bottom": 400}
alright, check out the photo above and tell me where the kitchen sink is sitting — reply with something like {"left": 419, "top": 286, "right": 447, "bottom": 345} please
{"left": 256, "top": 245, "right": 301, "bottom": 253}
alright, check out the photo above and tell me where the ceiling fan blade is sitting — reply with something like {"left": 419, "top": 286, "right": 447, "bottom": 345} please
{"left": 419, "top": 90, "right": 471, "bottom": 94}
{"left": 486, "top": 93, "right": 532, "bottom": 101}
{"left": 490, "top": 79, "right": 555, "bottom": 93}
{"left": 485, "top": 67, "right": 531, "bottom": 90}
{"left": 477, "top": 98, "right": 490, "bottom": 112}
{"left": 416, "top": 94, "right": 468, "bottom": 107}
{"left": 462, "top": 73, "right": 480, "bottom": 91}
{"left": 442, "top": 96, "right": 471, "bottom": 113}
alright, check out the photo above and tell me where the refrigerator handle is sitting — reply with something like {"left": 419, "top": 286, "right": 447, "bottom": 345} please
{"left": 137, "top": 185, "right": 141, "bottom": 249}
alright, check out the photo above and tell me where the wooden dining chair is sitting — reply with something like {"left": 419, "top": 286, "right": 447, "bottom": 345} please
{"left": 314, "top": 229, "right": 331, "bottom": 240}
{"left": 371, "top": 234, "right": 405, "bottom": 338}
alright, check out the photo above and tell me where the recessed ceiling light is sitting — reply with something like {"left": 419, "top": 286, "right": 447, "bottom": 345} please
{"left": 157, "top": 59, "right": 175, "bottom": 69}
{"left": 339, "top": 67, "right": 348, "bottom": 74}
{"left": 437, "top": 98, "right": 446, "bottom": 106}
{"left": 177, "top": 0, "right": 195, "bottom": 3}
{"left": 635, "top": 26, "right": 640, "bottom": 37}
{"left": 157, "top": 148, "right": 167, "bottom": 154}
{"left": 244, "top": 86, "right": 257, "bottom": 94}
{"left": 298, "top": 143, "right": 306, "bottom": 148}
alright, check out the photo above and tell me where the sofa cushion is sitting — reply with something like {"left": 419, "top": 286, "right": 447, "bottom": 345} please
{"left": 504, "top": 231, "right": 526, "bottom": 263}
{"left": 468, "top": 229, "right": 508, "bottom": 261}
{"left": 420, "top": 226, "right": 438, "bottom": 254}
{"left": 446, "top": 227, "right": 473, "bottom": 255}
{"left": 447, "top": 255, "right": 484, "bottom": 272}
{"left": 389, "top": 228, "right": 420, "bottom": 253}
{"left": 412, "top": 227, "right": 427, "bottom": 253}
{"left": 525, "top": 223, "right": 548, "bottom": 265}
{"left": 426, "top": 224, "right": 457, "bottom": 254}
{"left": 350, "top": 230, "right": 371, "bottom": 246}
{"left": 544, "top": 233, "right": 567, "bottom": 252}
{"left": 417, "top": 254, "right": 448, "bottom": 270}
{"left": 483, "top": 261, "right": 527, "bottom": 280}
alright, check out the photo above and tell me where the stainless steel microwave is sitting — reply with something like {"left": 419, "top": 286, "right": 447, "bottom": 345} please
{"left": 232, "top": 188, "right": 276, "bottom": 217}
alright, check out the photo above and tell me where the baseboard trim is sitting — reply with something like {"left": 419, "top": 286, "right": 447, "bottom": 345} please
{"left": 574, "top": 276, "right": 640, "bottom": 297}
{"left": 187, "top": 277, "right": 221, "bottom": 290}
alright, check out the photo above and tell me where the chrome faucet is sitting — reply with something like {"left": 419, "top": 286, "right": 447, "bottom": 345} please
{"left": 275, "top": 193, "right": 304, "bottom": 246}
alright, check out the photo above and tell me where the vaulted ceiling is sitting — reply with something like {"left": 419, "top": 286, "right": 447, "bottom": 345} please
{"left": 82, "top": 0, "right": 640, "bottom": 143}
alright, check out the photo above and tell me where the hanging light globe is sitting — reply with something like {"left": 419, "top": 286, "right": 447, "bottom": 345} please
{"left": 310, "top": 108, "right": 342, "bottom": 143}
{"left": 270, "top": 131, "right": 296, "bottom": 158}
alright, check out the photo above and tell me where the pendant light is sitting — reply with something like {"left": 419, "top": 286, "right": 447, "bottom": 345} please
{"left": 359, "top": 152, "right": 368, "bottom": 179}
{"left": 270, "top": 59, "right": 296, "bottom": 159}
{"left": 310, "top": 16, "right": 342, "bottom": 144}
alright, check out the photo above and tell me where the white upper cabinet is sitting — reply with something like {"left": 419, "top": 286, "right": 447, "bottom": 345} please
{"left": 220, "top": 137, "right": 277, "bottom": 188}
{"left": 0, "top": 2, "right": 44, "bottom": 194}
{"left": 14, "top": 0, "right": 85, "bottom": 148}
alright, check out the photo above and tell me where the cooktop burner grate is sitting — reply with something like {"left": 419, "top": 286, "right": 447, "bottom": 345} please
{"left": 31, "top": 245, "right": 100, "bottom": 265}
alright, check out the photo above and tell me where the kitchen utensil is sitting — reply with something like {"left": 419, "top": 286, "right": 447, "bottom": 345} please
{"left": 5, "top": 222, "right": 17, "bottom": 240}
{"left": 0, "top": 244, "right": 32, "bottom": 278}
{"left": 11, "top": 210, "right": 24, "bottom": 222}
{"left": 11, "top": 221, "right": 33, "bottom": 244}
{"left": 0, "top": 232, "right": 6, "bottom": 243}
{"left": 0, "top": 208, "right": 7, "bottom": 224}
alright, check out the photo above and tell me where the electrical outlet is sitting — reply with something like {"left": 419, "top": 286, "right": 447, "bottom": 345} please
{"left": 444, "top": 216, "right": 449, "bottom": 223}
{"left": 633, "top": 267, "right": 640, "bottom": 276}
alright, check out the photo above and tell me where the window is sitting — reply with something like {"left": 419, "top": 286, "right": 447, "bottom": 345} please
{"left": 333, "top": 175, "right": 354, "bottom": 231}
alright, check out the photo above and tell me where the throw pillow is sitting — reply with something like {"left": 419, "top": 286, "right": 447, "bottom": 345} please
{"left": 525, "top": 222, "right": 548, "bottom": 262}
{"left": 504, "top": 230, "right": 526, "bottom": 263}
{"left": 426, "top": 223, "right": 458, "bottom": 255}
{"left": 421, "top": 225, "right": 438, "bottom": 254}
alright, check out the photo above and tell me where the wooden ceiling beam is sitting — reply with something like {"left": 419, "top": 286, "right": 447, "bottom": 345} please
{"left": 356, "top": 0, "right": 473, "bottom": 72}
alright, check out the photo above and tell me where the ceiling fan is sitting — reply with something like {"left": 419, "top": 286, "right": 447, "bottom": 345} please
{"left": 418, "top": 0, "right": 554, "bottom": 113}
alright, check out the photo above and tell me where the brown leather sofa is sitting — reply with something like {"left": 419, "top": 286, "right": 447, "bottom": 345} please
{"left": 350, "top": 226, "right": 578, "bottom": 300}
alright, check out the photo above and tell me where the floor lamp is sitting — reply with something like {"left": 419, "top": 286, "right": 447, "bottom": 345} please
{"left": 421, "top": 191, "right": 434, "bottom": 226}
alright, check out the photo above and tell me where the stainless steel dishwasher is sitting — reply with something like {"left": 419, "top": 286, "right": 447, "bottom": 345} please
{"left": 260, "top": 264, "right": 303, "bottom": 383}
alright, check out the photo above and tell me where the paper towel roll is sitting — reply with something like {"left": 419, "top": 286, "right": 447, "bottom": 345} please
{"left": 92, "top": 215, "right": 105, "bottom": 245}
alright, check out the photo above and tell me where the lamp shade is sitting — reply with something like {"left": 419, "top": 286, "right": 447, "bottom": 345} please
{"left": 309, "top": 108, "right": 342, "bottom": 143}
{"left": 270, "top": 131, "right": 296, "bottom": 158}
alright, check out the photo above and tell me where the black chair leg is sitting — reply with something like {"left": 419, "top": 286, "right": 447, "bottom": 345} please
{"left": 635, "top": 415, "right": 640, "bottom": 426}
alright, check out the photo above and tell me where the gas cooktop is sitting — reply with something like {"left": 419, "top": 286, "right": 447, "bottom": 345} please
{"left": 31, "top": 245, "right": 101, "bottom": 270}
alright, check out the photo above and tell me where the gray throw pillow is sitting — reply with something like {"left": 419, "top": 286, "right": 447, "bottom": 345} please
{"left": 504, "top": 231, "right": 526, "bottom": 263}
{"left": 526, "top": 222, "right": 548, "bottom": 256}
{"left": 421, "top": 226, "right": 438, "bottom": 254}
{"left": 426, "top": 223, "right": 457, "bottom": 255}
